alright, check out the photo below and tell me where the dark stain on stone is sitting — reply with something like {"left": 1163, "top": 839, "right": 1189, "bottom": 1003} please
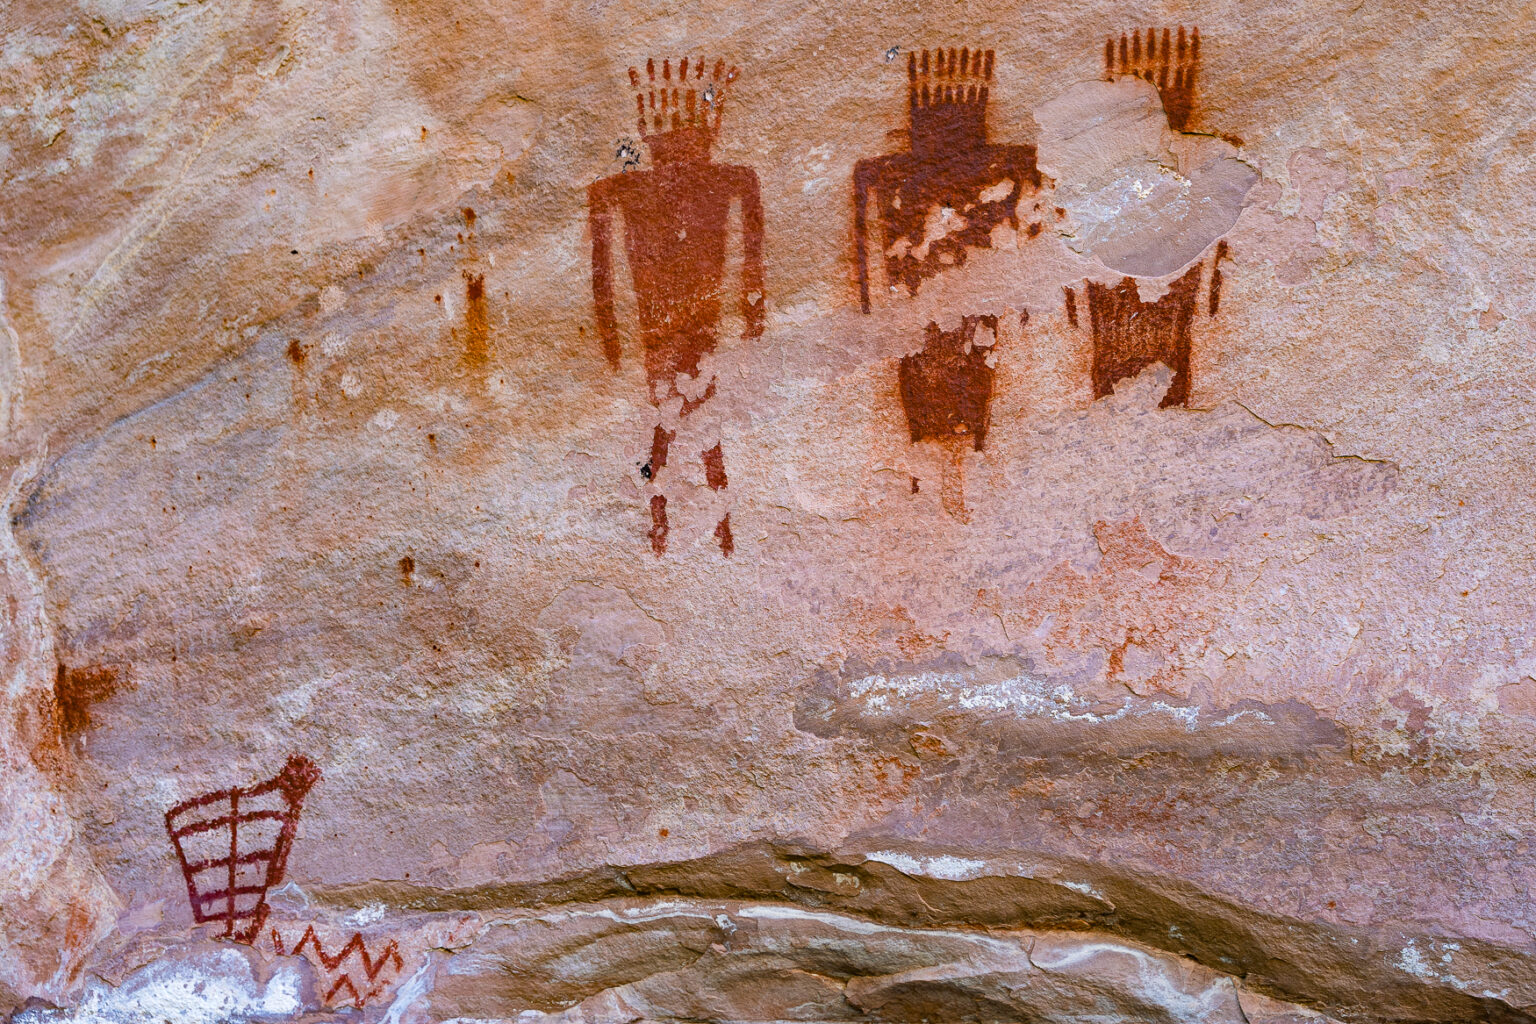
{"left": 398, "top": 555, "right": 415, "bottom": 583}
{"left": 462, "top": 207, "right": 477, "bottom": 230}
{"left": 853, "top": 47, "right": 1042, "bottom": 312}
{"left": 464, "top": 271, "right": 489, "bottom": 364}
{"left": 715, "top": 513, "right": 734, "bottom": 557}
{"left": 1063, "top": 285, "right": 1079, "bottom": 327}
{"left": 286, "top": 339, "right": 306, "bottom": 365}
{"left": 54, "top": 663, "right": 126, "bottom": 735}
{"left": 898, "top": 314, "right": 1000, "bottom": 451}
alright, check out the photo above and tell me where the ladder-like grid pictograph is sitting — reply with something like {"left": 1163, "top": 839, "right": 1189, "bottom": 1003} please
{"left": 164, "top": 754, "right": 321, "bottom": 943}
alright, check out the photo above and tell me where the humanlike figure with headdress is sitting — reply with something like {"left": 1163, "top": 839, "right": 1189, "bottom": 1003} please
{"left": 853, "top": 47, "right": 1042, "bottom": 313}
{"left": 589, "top": 58, "right": 765, "bottom": 557}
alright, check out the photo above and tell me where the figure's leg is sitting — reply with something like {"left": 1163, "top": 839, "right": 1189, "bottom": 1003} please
{"left": 639, "top": 331, "right": 683, "bottom": 557}
{"left": 639, "top": 422, "right": 676, "bottom": 557}
{"left": 701, "top": 442, "right": 732, "bottom": 555}
{"left": 701, "top": 443, "right": 727, "bottom": 490}
{"left": 646, "top": 424, "right": 675, "bottom": 482}
{"left": 649, "top": 494, "right": 668, "bottom": 555}
{"left": 714, "top": 514, "right": 734, "bottom": 557}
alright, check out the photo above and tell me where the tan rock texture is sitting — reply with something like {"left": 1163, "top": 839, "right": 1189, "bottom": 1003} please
{"left": 2, "top": 0, "right": 1535, "bottom": 1021}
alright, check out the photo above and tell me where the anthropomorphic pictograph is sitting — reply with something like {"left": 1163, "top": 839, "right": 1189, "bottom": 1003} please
{"left": 1057, "top": 27, "right": 1237, "bottom": 407}
{"left": 898, "top": 314, "right": 1007, "bottom": 521}
{"left": 853, "top": 47, "right": 1042, "bottom": 312}
{"left": 589, "top": 58, "right": 765, "bottom": 557}
{"left": 1065, "top": 247, "right": 1229, "bottom": 409}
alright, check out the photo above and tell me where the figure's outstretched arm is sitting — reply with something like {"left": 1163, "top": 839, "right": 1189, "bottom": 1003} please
{"left": 853, "top": 159, "right": 875, "bottom": 314}
{"left": 738, "top": 168, "right": 766, "bottom": 340}
{"left": 588, "top": 182, "right": 622, "bottom": 368}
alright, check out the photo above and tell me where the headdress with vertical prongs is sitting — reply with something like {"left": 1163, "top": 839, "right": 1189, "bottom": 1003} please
{"left": 907, "top": 46, "right": 994, "bottom": 152}
{"left": 629, "top": 57, "right": 740, "bottom": 139}
{"left": 1104, "top": 26, "right": 1200, "bottom": 131}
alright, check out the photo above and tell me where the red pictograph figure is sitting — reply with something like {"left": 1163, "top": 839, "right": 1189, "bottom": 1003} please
{"left": 589, "top": 57, "right": 764, "bottom": 557}
{"left": 897, "top": 314, "right": 1010, "bottom": 522}
{"left": 1066, "top": 26, "right": 1226, "bottom": 408}
{"left": 854, "top": 47, "right": 1043, "bottom": 313}
{"left": 1064, "top": 243, "right": 1231, "bottom": 408}
{"left": 271, "top": 926, "right": 404, "bottom": 1008}
{"left": 899, "top": 314, "right": 1001, "bottom": 452}
{"left": 164, "top": 754, "right": 320, "bottom": 943}
{"left": 1105, "top": 26, "right": 1200, "bottom": 131}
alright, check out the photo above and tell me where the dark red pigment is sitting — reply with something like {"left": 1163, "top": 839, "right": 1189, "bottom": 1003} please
{"left": 649, "top": 494, "right": 668, "bottom": 556}
{"left": 164, "top": 755, "right": 320, "bottom": 944}
{"left": 272, "top": 926, "right": 404, "bottom": 1007}
{"left": 590, "top": 58, "right": 756, "bottom": 558}
{"left": 590, "top": 58, "right": 764, "bottom": 398}
{"left": 463, "top": 271, "right": 488, "bottom": 365}
{"left": 854, "top": 47, "right": 1042, "bottom": 312}
{"left": 1208, "top": 239, "right": 1230, "bottom": 315}
{"left": 1105, "top": 26, "right": 1200, "bottom": 131}
{"left": 1083, "top": 263, "right": 1204, "bottom": 408}
{"left": 54, "top": 663, "right": 124, "bottom": 735}
{"left": 899, "top": 314, "right": 1001, "bottom": 451}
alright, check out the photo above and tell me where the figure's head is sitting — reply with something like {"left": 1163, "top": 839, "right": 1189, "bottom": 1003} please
{"left": 907, "top": 47, "right": 993, "bottom": 156}
{"left": 1104, "top": 26, "right": 1200, "bottom": 132}
{"left": 631, "top": 57, "right": 739, "bottom": 163}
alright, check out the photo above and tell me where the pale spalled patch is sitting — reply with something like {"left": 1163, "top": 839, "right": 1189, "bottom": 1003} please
{"left": 11, "top": 949, "right": 305, "bottom": 1024}
{"left": 862, "top": 850, "right": 1113, "bottom": 905}
{"left": 1394, "top": 938, "right": 1511, "bottom": 1001}
{"left": 863, "top": 850, "right": 991, "bottom": 880}
{"left": 1035, "top": 78, "right": 1256, "bottom": 278}
{"left": 846, "top": 667, "right": 1203, "bottom": 730}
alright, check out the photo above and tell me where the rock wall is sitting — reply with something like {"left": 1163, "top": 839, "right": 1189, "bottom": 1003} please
{"left": 2, "top": 0, "right": 1535, "bottom": 1021}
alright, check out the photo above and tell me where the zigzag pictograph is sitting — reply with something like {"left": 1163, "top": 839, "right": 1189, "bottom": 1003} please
{"left": 272, "top": 925, "right": 405, "bottom": 1007}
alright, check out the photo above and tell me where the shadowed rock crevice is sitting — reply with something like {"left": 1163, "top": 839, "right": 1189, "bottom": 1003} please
{"left": 310, "top": 842, "right": 1536, "bottom": 1023}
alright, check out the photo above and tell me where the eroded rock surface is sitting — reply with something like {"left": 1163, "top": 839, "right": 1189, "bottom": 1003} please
{"left": 3, "top": 0, "right": 1535, "bottom": 1021}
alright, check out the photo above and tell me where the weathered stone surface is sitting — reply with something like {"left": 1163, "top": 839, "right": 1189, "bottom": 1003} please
{"left": 3, "top": 0, "right": 1536, "bottom": 1021}
{"left": 428, "top": 900, "right": 1343, "bottom": 1024}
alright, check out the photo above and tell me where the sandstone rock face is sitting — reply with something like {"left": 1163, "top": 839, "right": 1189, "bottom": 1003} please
{"left": 2, "top": 1, "right": 1535, "bottom": 1021}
